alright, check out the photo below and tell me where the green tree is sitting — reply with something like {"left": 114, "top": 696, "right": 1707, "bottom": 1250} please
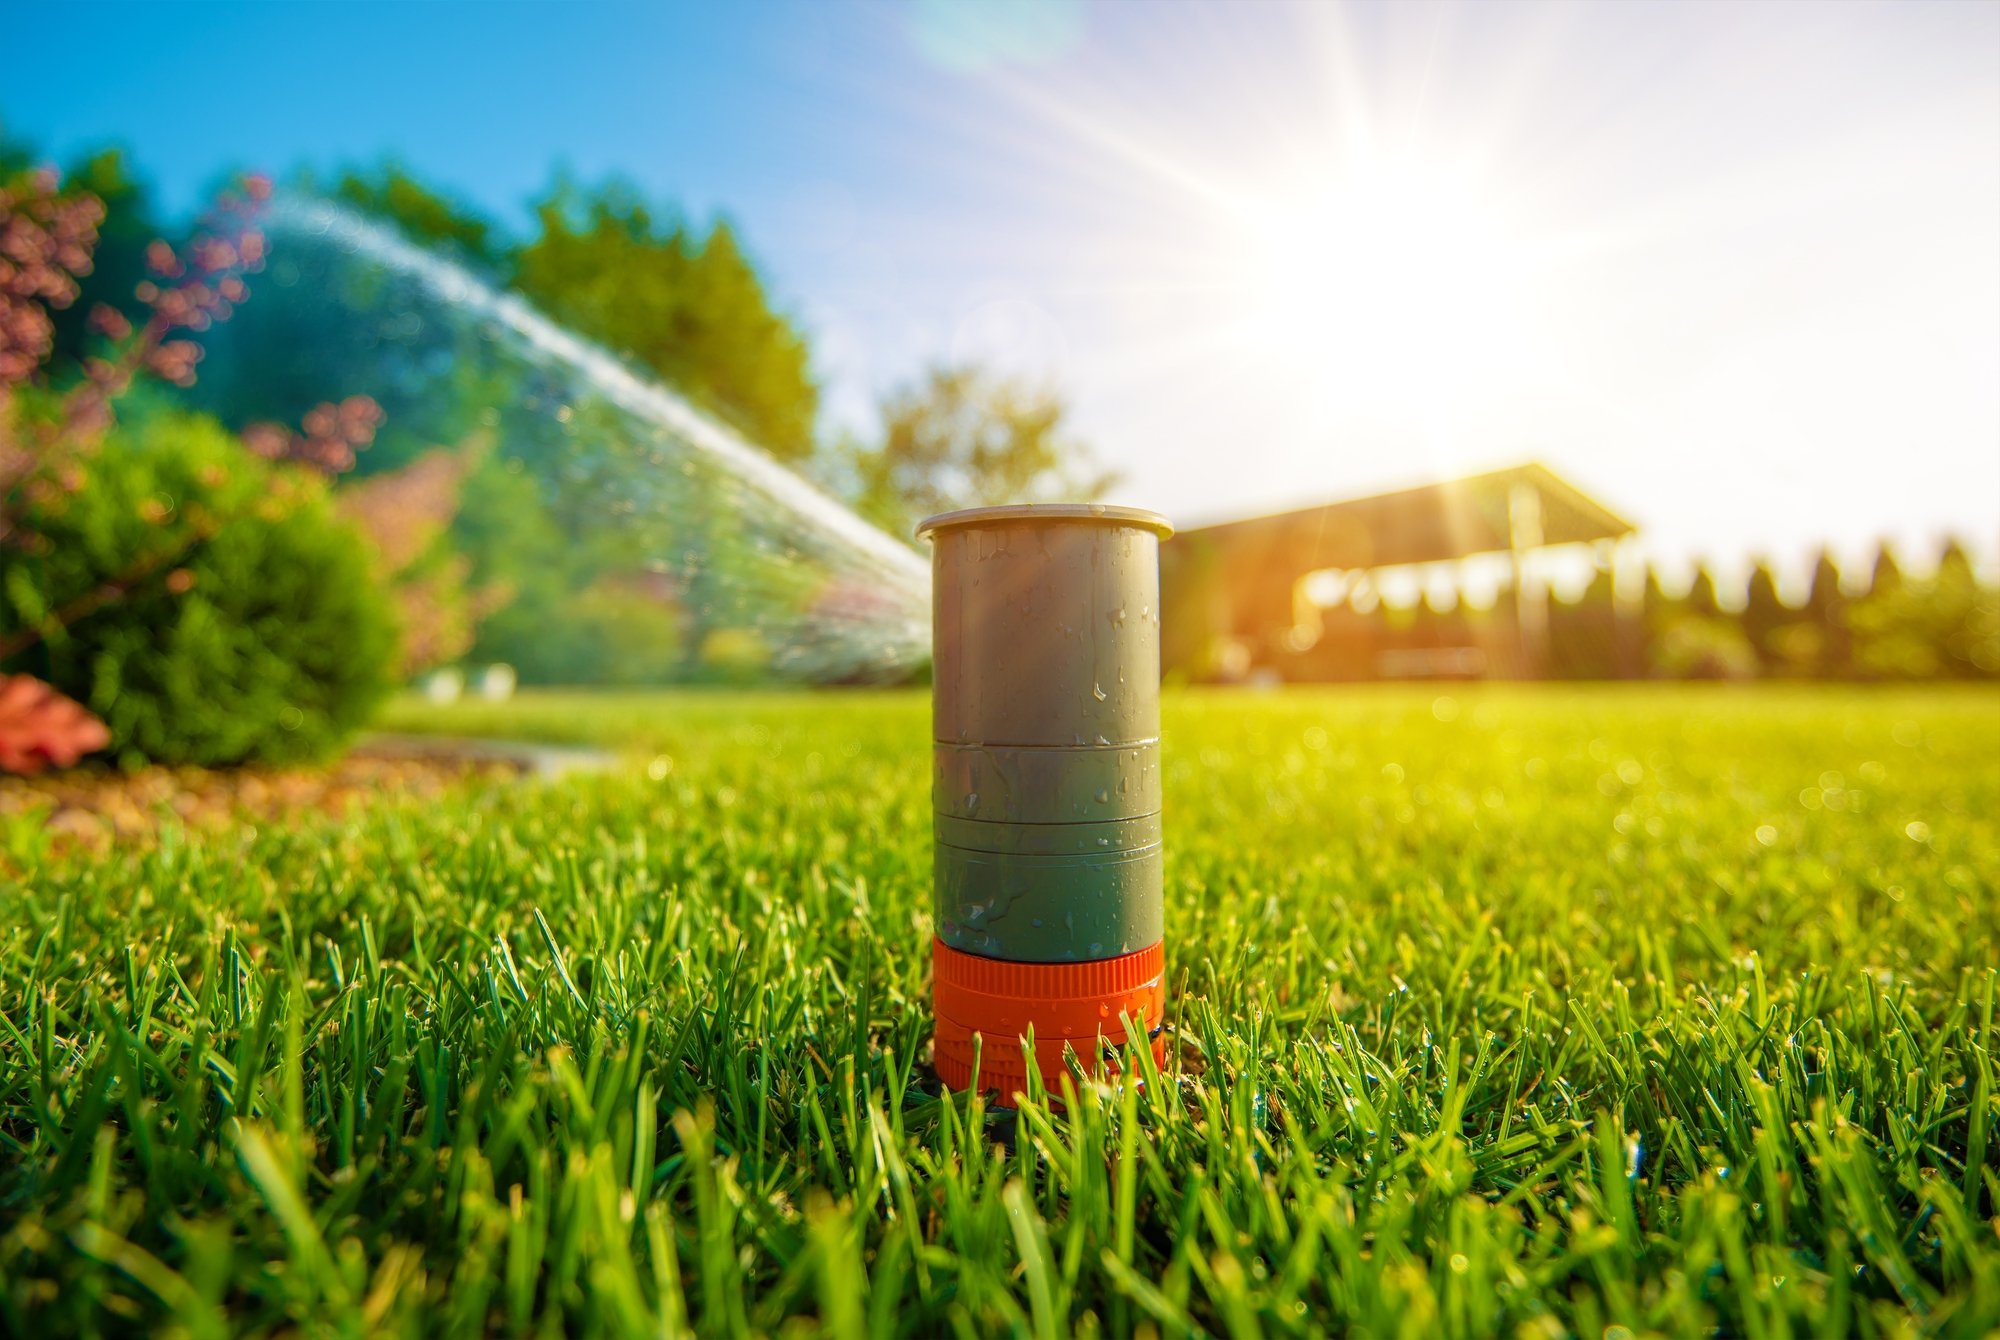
{"left": 1640, "top": 565, "right": 1671, "bottom": 628}
{"left": 325, "top": 162, "right": 505, "bottom": 271}
{"left": 1548, "top": 565, "right": 1619, "bottom": 680}
{"left": 1848, "top": 541, "right": 1908, "bottom": 680}
{"left": 1684, "top": 561, "right": 1722, "bottom": 620}
{"left": 847, "top": 364, "right": 1118, "bottom": 537}
{"left": 512, "top": 179, "right": 818, "bottom": 461}
{"left": 1741, "top": 558, "right": 1789, "bottom": 668}
{"left": 1798, "top": 548, "right": 1849, "bottom": 677}
{"left": 1865, "top": 541, "right": 1904, "bottom": 599}
{"left": 1935, "top": 538, "right": 2000, "bottom": 678}
{"left": 1850, "top": 536, "right": 1999, "bottom": 680}
{"left": 1644, "top": 560, "right": 1755, "bottom": 679}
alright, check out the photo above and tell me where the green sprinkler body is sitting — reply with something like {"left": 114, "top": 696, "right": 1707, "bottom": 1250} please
{"left": 918, "top": 504, "right": 1173, "bottom": 1099}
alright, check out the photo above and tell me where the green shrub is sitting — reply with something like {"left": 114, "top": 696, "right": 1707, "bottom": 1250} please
{"left": 1651, "top": 613, "right": 1760, "bottom": 680}
{"left": 477, "top": 575, "right": 686, "bottom": 686}
{"left": 1, "top": 409, "right": 398, "bottom": 766}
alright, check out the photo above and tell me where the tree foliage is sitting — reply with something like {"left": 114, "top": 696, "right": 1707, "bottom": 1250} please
{"left": 1741, "top": 560, "right": 1786, "bottom": 656}
{"left": 512, "top": 181, "right": 819, "bottom": 461}
{"left": 193, "top": 167, "right": 822, "bottom": 479}
{"left": 1848, "top": 539, "right": 2000, "bottom": 679}
{"left": 326, "top": 162, "right": 504, "bottom": 271}
{"left": 848, "top": 364, "right": 1118, "bottom": 537}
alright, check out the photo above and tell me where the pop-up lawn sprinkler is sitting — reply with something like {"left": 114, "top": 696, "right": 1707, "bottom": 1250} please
{"left": 917, "top": 503, "right": 1173, "bottom": 1101}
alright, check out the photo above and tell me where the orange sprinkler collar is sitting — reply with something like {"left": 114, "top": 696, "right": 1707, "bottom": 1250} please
{"left": 931, "top": 939, "right": 1165, "bottom": 1095}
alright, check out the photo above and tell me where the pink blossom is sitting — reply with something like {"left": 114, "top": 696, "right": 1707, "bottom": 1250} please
{"left": 144, "top": 340, "right": 202, "bottom": 387}
{"left": 144, "top": 239, "right": 183, "bottom": 278}
{"left": 88, "top": 304, "right": 131, "bottom": 340}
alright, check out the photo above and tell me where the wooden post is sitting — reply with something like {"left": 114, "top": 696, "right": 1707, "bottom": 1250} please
{"left": 1509, "top": 483, "right": 1548, "bottom": 679}
{"left": 1610, "top": 535, "right": 1644, "bottom": 679}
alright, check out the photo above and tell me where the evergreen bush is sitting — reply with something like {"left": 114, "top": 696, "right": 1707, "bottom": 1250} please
{"left": 1, "top": 409, "right": 397, "bottom": 766}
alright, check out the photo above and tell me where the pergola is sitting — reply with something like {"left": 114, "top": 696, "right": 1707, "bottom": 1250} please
{"left": 1159, "top": 463, "right": 1637, "bottom": 678}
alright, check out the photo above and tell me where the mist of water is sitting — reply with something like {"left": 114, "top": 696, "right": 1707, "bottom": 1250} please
{"left": 192, "top": 194, "right": 930, "bottom": 685}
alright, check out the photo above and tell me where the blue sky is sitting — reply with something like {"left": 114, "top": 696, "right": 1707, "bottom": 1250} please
{"left": 8, "top": 0, "right": 1998, "bottom": 581}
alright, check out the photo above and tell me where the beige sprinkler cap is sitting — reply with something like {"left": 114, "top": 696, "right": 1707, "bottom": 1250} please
{"left": 916, "top": 503, "right": 1174, "bottom": 541}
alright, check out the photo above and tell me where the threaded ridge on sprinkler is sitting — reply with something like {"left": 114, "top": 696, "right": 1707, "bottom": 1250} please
{"left": 932, "top": 938, "right": 1163, "bottom": 996}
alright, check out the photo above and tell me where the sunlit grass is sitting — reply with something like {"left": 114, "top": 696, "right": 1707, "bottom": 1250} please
{"left": 4, "top": 687, "right": 1996, "bottom": 1335}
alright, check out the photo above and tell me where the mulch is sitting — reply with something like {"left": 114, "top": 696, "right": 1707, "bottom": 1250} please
{"left": 0, "top": 747, "right": 526, "bottom": 857}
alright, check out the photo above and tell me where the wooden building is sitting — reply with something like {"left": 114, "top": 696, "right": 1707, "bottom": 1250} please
{"left": 1159, "top": 463, "right": 1636, "bottom": 681}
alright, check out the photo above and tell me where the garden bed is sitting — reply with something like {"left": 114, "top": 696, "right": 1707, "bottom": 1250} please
{"left": 0, "top": 732, "right": 608, "bottom": 852}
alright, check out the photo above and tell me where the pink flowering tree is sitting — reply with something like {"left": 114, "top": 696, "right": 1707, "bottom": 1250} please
{"left": 0, "top": 165, "right": 416, "bottom": 769}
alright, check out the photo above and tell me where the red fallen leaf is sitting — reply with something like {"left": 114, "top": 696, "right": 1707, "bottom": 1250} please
{"left": 0, "top": 675, "right": 111, "bottom": 774}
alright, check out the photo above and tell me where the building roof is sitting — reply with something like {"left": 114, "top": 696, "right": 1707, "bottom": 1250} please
{"left": 1170, "top": 463, "right": 1634, "bottom": 571}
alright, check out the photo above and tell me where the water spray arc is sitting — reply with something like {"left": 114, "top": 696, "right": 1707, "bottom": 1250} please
{"left": 217, "top": 195, "right": 930, "bottom": 684}
{"left": 920, "top": 504, "right": 1172, "bottom": 1099}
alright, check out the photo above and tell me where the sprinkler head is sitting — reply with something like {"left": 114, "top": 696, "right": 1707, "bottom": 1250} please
{"left": 918, "top": 503, "right": 1172, "bottom": 1101}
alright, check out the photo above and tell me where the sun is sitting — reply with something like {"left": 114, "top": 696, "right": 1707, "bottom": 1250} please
{"left": 1224, "top": 155, "right": 1544, "bottom": 409}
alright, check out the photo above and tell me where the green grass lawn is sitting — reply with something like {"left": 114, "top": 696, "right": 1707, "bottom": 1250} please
{"left": 4, "top": 686, "right": 1997, "bottom": 1337}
